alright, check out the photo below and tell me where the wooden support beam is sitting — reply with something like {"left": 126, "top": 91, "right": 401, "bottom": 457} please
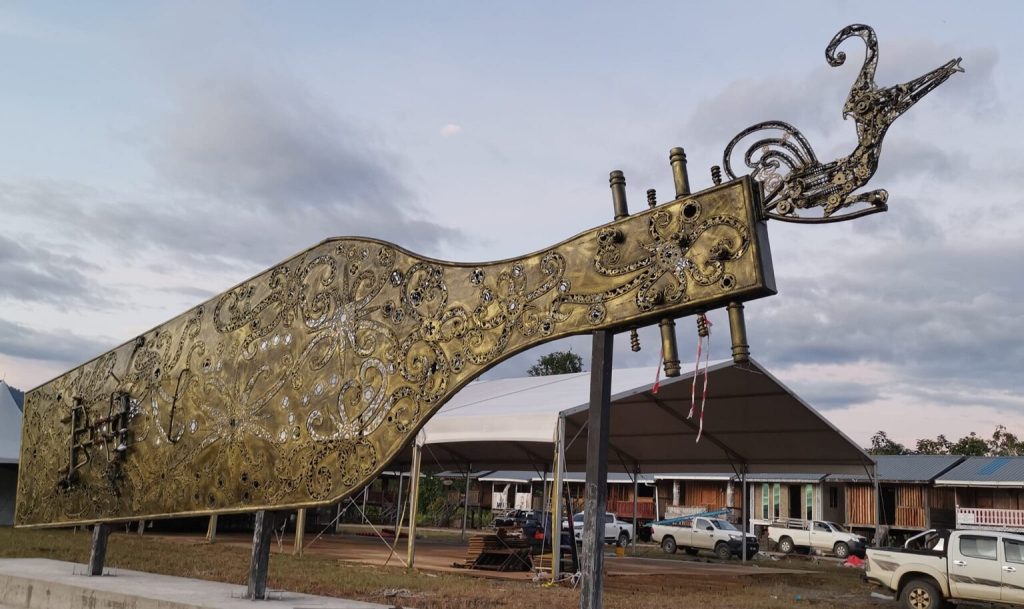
{"left": 580, "top": 330, "right": 613, "bottom": 609}
{"left": 88, "top": 523, "right": 111, "bottom": 576}
{"left": 247, "top": 510, "right": 277, "bottom": 600}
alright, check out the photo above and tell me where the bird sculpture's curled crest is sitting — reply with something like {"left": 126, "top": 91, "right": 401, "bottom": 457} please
{"left": 723, "top": 24, "right": 964, "bottom": 223}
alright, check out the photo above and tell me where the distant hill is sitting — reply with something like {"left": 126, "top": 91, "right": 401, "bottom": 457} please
{"left": 6, "top": 385, "right": 23, "bottom": 411}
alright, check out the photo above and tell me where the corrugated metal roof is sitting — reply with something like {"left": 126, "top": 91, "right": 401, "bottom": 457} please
{"left": 936, "top": 457, "right": 1024, "bottom": 486}
{"left": 828, "top": 455, "right": 963, "bottom": 482}
{"left": 743, "top": 473, "right": 827, "bottom": 483}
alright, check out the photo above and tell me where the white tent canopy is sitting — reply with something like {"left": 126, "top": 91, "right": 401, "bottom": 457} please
{"left": 0, "top": 382, "right": 21, "bottom": 465}
{"left": 402, "top": 359, "right": 873, "bottom": 476}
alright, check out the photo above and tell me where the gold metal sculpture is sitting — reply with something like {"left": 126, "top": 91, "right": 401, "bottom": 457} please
{"left": 724, "top": 24, "right": 963, "bottom": 223}
{"left": 17, "top": 178, "right": 773, "bottom": 526}
{"left": 17, "top": 23, "right": 961, "bottom": 527}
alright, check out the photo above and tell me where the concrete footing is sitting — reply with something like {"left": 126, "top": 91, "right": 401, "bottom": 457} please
{"left": 0, "top": 558, "right": 390, "bottom": 609}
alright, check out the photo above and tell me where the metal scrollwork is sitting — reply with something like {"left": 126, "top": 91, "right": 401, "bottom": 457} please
{"left": 723, "top": 24, "right": 964, "bottom": 223}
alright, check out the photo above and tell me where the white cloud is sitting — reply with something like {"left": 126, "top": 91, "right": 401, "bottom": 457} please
{"left": 440, "top": 123, "right": 463, "bottom": 137}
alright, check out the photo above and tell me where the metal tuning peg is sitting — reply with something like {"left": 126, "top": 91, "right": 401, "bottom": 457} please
{"left": 727, "top": 302, "right": 750, "bottom": 363}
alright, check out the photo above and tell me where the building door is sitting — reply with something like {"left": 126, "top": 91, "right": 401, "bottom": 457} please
{"left": 789, "top": 485, "right": 802, "bottom": 519}
{"left": 880, "top": 486, "right": 897, "bottom": 526}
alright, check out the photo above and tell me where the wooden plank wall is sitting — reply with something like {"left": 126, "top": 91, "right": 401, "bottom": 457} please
{"left": 930, "top": 487, "right": 956, "bottom": 510}
{"left": 957, "top": 488, "right": 1024, "bottom": 510}
{"left": 684, "top": 481, "right": 727, "bottom": 510}
{"left": 895, "top": 485, "right": 926, "bottom": 529}
{"left": 845, "top": 484, "right": 876, "bottom": 526}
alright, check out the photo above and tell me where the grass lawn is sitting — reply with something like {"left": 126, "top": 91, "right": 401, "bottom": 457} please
{"left": 0, "top": 527, "right": 890, "bottom": 609}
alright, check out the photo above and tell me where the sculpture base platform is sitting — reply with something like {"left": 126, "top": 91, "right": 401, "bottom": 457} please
{"left": 0, "top": 558, "right": 390, "bottom": 609}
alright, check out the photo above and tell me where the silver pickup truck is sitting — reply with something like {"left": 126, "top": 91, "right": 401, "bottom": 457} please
{"left": 650, "top": 516, "right": 759, "bottom": 560}
{"left": 866, "top": 528, "right": 1024, "bottom": 609}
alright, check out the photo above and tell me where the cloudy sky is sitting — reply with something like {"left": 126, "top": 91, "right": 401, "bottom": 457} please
{"left": 1, "top": 2, "right": 1021, "bottom": 447}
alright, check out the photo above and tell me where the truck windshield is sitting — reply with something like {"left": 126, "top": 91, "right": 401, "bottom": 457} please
{"left": 825, "top": 522, "right": 849, "bottom": 533}
{"left": 711, "top": 520, "right": 738, "bottom": 531}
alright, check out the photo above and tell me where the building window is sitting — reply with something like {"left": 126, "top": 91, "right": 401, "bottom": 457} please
{"left": 805, "top": 484, "right": 813, "bottom": 520}
{"left": 761, "top": 484, "right": 769, "bottom": 519}
{"left": 829, "top": 487, "right": 839, "bottom": 509}
{"left": 772, "top": 484, "right": 781, "bottom": 520}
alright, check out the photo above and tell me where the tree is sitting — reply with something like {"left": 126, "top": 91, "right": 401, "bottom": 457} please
{"left": 528, "top": 350, "right": 583, "bottom": 376}
{"left": 950, "top": 432, "right": 990, "bottom": 456}
{"left": 915, "top": 434, "right": 951, "bottom": 455}
{"left": 988, "top": 425, "right": 1023, "bottom": 456}
{"left": 867, "top": 430, "right": 909, "bottom": 455}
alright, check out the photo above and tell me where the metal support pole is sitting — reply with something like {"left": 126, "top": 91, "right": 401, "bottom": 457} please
{"left": 293, "top": 508, "right": 306, "bottom": 556}
{"left": 88, "top": 523, "right": 110, "bottom": 576}
{"left": 394, "top": 471, "right": 404, "bottom": 531}
{"left": 461, "top": 464, "right": 472, "bottom": 541}
{"left": 580, "top": 330, "right": 613, "bottom": 609}
{"left": 741, "top": 469, "right": 748, "bottom": 563}
{"left": 206, "top": 514, "right": 218, "bottom": 543}
{"left": 247, "top": 510, "right": 277, "bottom": 600}
{"left": 407, "top": 441, "right": 422, "bottom": 568}
{"left": 631, "top": 466, "right": 639, "bottom": 555}
{"left": 551, "top": 416, "right": 565, "bottom": 579}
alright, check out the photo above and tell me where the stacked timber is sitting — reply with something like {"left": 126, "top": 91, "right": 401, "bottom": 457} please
{"left": 463, "top": 532, "right": 533, "bottom": 571}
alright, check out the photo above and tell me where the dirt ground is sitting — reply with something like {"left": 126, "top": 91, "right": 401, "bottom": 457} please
{"left": 0, "top": 526, "right": 897, "bottom": 609}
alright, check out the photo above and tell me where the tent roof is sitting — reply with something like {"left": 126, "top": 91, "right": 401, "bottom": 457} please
{"left": 560, "top": 359, "right": 873, "bottom": 475}
{"left": 406, "top": 359, "right": 873, "bottom": 476}
{"left": 0, "top": 382, "right": 22, "bottom": 464}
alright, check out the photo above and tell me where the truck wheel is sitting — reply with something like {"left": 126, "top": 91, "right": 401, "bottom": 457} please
{"left": 684, "top": 547, "right": 700, "bottom": 556}
{"left": 777, "top": 536, "right": 794, "bottom": 554}
{"left": 900, "top": 578, "right": 945, "bottom": 609}
{"left": 714, "top": 542, "right": 731, "bottom": 561}
{"left": 661, "top": 536, "right": 677, "bottom": 554}
{"left": 617, "top": 531, "right": 630, "bottom": 547}
{"left": 833, "top": 541, "right": 850, "bottom": 559}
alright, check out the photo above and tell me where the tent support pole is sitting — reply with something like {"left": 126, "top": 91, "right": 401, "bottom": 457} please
{"left": 631, "top": 465, "right": 639, "bottom": 556}
{"left": 206, "top": 514, "right": 218, "bottom": 544}
{"left": 551, "top": 415, "right": 565, "bottom": 580}
{"left": 580, "top": 330, "right": 613, "bottom": 609}
{"left": 293, "top": 508, "right": 306, "bottom": 556}
{"left": 395, "top": 471, "right": 404, "bottom": 532}
{"left": 741, "top": 467, "right": 748, "bottom": 563}
{"left": 407, "top": 440, "right": 422, "bottom": 568}
{"left": 461, "top": 464, "right": 472, "bottom": 541}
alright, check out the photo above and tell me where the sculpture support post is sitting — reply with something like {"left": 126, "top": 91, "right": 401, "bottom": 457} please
{"left": 88, "top": 523, "right": 110, "bottom": 576}
{"left": 580, "top": 330, "right": 613, "bottom": 609}
{"left": 247, "top": 510, "right": 277, "bottom": 600}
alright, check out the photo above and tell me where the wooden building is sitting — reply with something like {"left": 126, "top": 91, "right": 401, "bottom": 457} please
{"left": 654, "top": 474, "right": 732, "bottom": 519}
{"left": 935, "top": 457, "right": 1024, "bottom": 529}
{"left": 832, "top": 455, "right": 963, "bottom": 536}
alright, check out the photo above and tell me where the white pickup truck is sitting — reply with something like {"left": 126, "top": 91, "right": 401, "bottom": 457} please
{"left": 866, "top": 528, "right": 1024, "bottom": 609}
{"left": 567, "top": 512, "right": 633, "bottom": 546}
{"left": 768, "top": 519, "right": 867, "bottom": 558}
{"left": 650, "top": 516, "right": 759, "bottom": 560}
